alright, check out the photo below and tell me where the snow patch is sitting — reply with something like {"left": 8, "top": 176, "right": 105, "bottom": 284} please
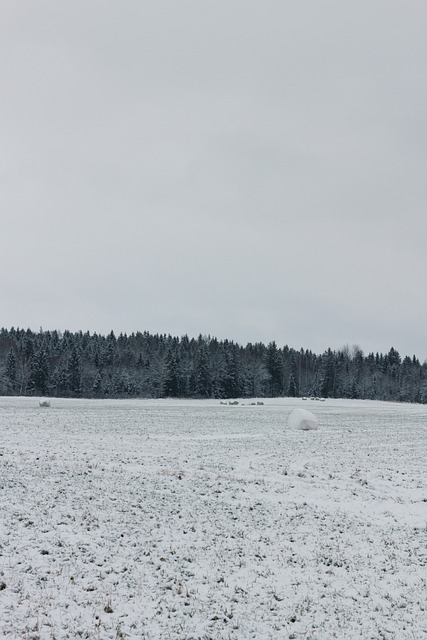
{"left": 1, "top": 396, "right": 427, "bottom": 639}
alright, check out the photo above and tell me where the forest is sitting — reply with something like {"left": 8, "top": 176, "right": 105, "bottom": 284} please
{"left": 0, "top": 327, "right": 425, "bottom": 403}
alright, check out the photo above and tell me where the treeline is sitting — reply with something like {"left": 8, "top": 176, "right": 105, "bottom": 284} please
{"left": 0, "top": 327, "right": 426, "bottom": 403}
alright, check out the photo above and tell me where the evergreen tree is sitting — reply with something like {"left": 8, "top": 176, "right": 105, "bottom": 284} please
{"left": 320, "top": 349, "right": 336, "bottom": 398}
{"left": 67, "top": 349, "right": 81, "bottom": 396}
{"left": 287, "top": 372, "right": 298, "bottom": 397}
{"left": 164, "top": 348, "right": 180, "bottom": 397}
{"left": 195, "top": 339, "right": 211, "bottom": 398}
{"left": 265, "top": 341, "right": 283, "bottom": 396}
{"left": 5, "top": 349, "right": 17, "bottom": 392}
{"left": 29, "top": 349, "right": 50, "bottom": 396}
{"left": 287, "top": 353, "right": 300, "bottom": 397}
{"left": 92, "top": 371, "right": 103, "bottom": 397}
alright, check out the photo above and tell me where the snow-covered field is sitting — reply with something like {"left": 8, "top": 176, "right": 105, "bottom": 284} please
{"left": 1, "top": 396, "right": 427, "bottom": 640}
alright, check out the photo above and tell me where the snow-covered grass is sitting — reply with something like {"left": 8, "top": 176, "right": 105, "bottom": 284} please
{"left": 1, "top": 396, "right": 427, "bottom": 639}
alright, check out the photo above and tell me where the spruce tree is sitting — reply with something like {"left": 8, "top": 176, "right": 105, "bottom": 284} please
{"left": 67, "top": 349, "right": 81, "bottom": 396}
{"left": 5, "top": 349, "right": 17, "bottom": 392}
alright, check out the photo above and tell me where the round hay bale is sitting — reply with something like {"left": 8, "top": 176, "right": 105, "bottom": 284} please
{"left": 287, "top": 408, "right": 319, "bottom": 430}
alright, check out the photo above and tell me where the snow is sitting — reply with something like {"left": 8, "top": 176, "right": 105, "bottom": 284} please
{"left": 1, "top": 396, "right": 427, "bottom": 639}
{"left": 287, "top": 408, "right": 319, "bottom": 430}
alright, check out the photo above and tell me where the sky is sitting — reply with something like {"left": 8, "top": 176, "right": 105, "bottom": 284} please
{"left": 1, "top": 1, "right": 427, "bottom": 360}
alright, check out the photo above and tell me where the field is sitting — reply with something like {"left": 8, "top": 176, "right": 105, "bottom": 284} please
{"left": 1, "top": 396, "right": 427, "bottom": 639}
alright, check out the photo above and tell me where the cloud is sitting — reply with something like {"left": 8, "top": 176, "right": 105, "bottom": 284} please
{"left": 1, "top": 0, "right": 427, "bottom": 360}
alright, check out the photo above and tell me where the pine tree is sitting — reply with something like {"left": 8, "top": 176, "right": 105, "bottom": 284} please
{"left": 92, "top": 371, "right": 103, "bottom": 397}
{"left": 287, "top": 372, "right": 298, "bottom": 397}
{"left": 287, "top": 353, "right": 300, "bottom": 397}
{"left": 164, "top": 348, "right": 180, "bottom": 397}
{"left": 29, "top": 349, "right": 50, "bottom": 396}
{"left": 5, "top": 349, "right": 17, "bottom": 392}
{"left": 265, "top": 341, "right": 283, "bottom": 396}
{"left": 67, "top": 349, "right": 81, "bottom": 396}
{"left": 195, "top": 340, "right": 211, "bottom": 398}
{"left": 320, "top": 349, "right": 336, "bottom": 398}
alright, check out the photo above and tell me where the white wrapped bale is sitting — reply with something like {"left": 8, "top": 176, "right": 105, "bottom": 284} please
{"left": 288, "top": 408, "right": 319, "bottom": 430}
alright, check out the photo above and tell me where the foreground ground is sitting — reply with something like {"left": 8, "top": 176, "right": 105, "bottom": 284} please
{"left": 0, "top": 396, "right": 427, "bottom": 639}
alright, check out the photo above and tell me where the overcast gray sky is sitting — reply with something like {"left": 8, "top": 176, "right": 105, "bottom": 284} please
{"left": 1, "top": 0, "right": 426, "bottom": 359}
